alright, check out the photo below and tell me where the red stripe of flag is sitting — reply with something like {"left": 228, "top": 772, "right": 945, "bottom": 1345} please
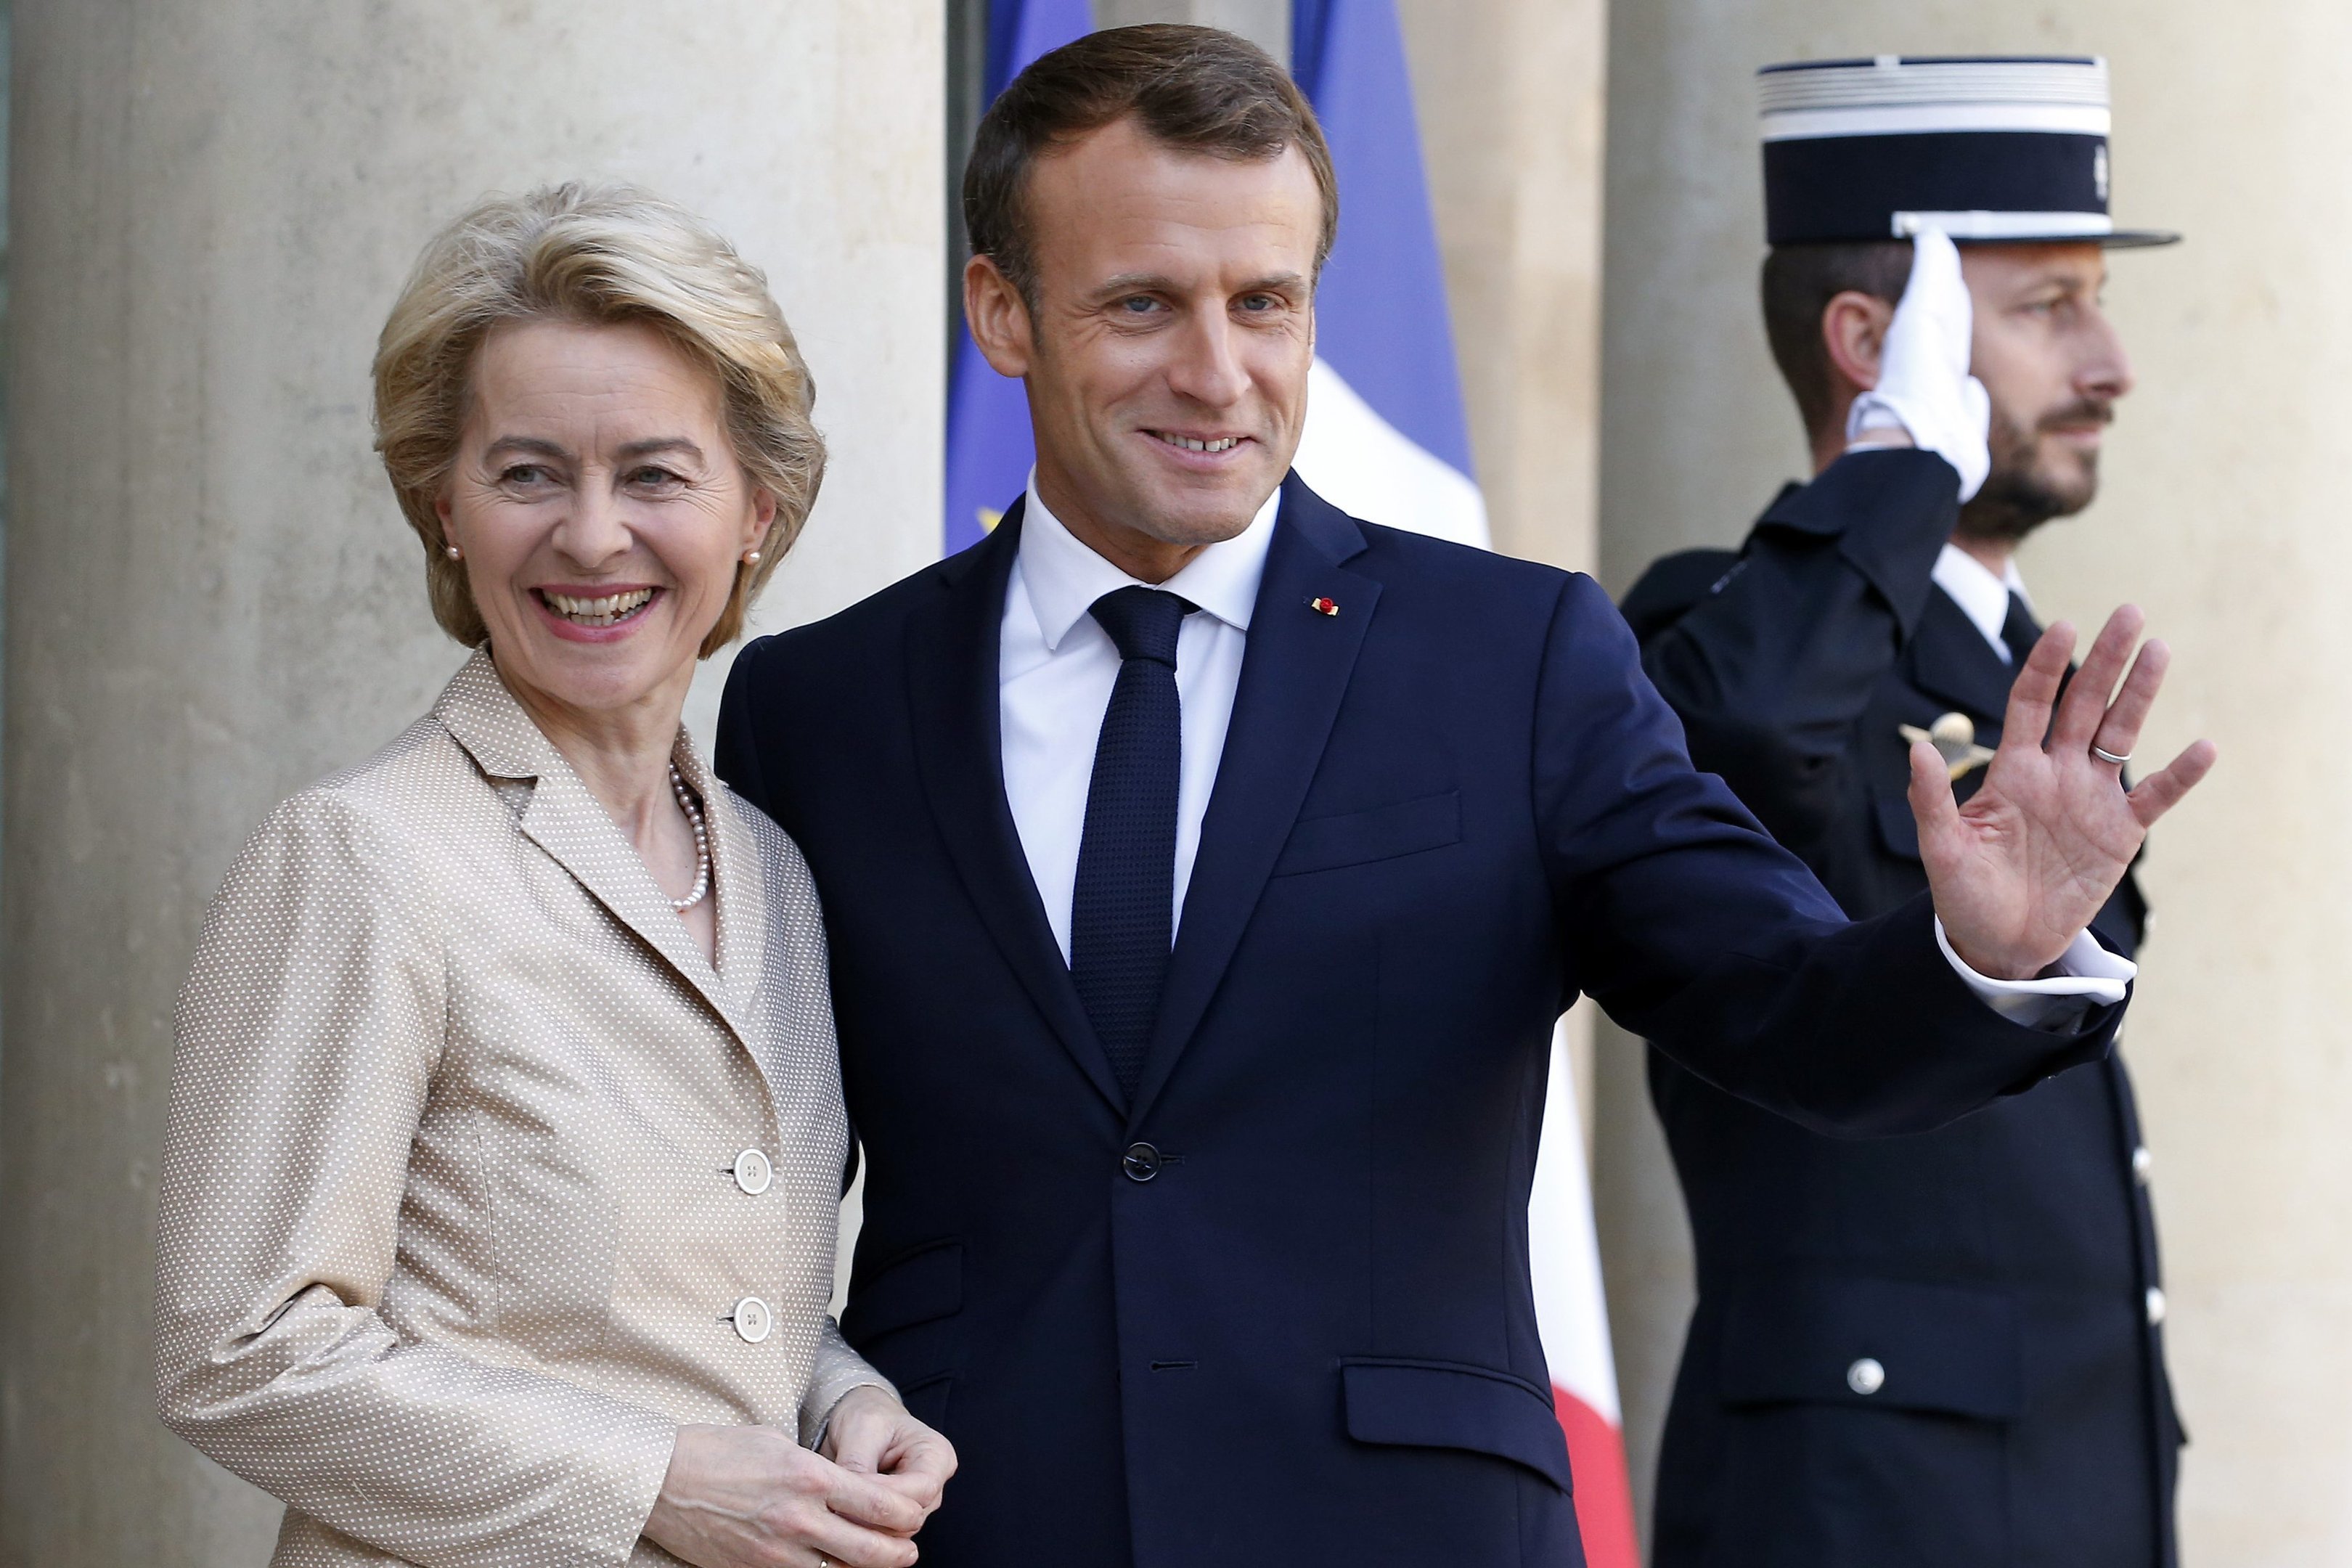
{"left": 1553, "top": 1383, "right": 1639, "bottom": 1568}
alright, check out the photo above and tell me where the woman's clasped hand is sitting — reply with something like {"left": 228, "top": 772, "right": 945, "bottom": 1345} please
{"left": 647, "top": 1387, "right": 955, "bottom": 1568}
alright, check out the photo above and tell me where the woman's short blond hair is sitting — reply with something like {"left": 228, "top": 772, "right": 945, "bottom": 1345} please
{"left": 375, "top": 181, "right": 823, "bottom": 656}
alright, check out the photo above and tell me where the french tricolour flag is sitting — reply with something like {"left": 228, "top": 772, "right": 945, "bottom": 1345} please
{"left": 1293, "top": 3, "right": 1638, "bottom": 1561}
{"left": 944, "top": 10, "right": 1638, "bottom": 1558}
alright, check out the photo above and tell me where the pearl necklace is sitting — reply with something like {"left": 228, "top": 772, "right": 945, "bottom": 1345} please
{"left": 667, "top": 763, "right": 712, "bottom": 912}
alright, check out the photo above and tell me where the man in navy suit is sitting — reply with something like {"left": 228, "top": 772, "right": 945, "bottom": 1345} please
{"left": 716, "top": 27, "right": 2213, "bottom": 1568}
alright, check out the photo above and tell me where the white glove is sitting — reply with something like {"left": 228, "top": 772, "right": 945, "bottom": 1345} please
{"left": 1845, "top": 229, "right": 1992, "bottom": 502}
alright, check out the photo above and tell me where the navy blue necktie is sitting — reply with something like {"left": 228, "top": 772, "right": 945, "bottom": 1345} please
{"left": 1071, "top": 586, "right": 1196, "bottom": 1100}
{"left": 2001, "top": 590, "right": 2042, "bottom": 667}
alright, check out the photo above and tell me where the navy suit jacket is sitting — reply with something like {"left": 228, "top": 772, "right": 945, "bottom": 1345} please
{"left": 715, "top": 474, "right": 2124, "bottom": 1568}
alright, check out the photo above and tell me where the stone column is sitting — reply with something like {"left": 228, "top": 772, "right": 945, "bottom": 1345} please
{"left": 1400, "top": 0, "right": 1606, "bottom": 582}
{"left": 0, "top": 3, "right": 942, "bottom": 1560}
{"left": 1597, "top": 7, "right": 2352, "bottom": 1561}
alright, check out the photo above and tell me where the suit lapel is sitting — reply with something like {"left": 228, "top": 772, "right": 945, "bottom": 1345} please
{"left": 1908, "top": 586, "right": 2020, "bottom": 725}
{"left": 904, "top": 501, "right": 1127, "bottom": 1114}
{"left": 434, "top": 650, "right": 752, "bottom": 1047}
{"left": 1128, "top": 476, "right": 1379, "bottom": 1127}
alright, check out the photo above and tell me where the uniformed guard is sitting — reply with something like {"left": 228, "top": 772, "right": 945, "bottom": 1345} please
{"left": 1623, "top": 56, "right": 2185, "bottom": 1567}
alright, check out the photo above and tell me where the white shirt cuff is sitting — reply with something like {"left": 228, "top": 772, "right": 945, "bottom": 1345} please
{"left": 1934, "top": 919, "right": 2136, "bottom": 1030}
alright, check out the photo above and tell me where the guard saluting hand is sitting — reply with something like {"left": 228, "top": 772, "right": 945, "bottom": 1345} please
{"left": 1849, "top": 230, "right": 1993, "bottom": 497}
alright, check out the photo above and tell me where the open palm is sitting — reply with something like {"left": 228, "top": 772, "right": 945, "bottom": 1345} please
{"left": 1914, "top": 605, "right": 2218, "bottom": 981}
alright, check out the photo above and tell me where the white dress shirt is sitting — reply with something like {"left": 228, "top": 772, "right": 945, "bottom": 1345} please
{"left": 995, "top": 477, "right": 2126, "bottom": 1023}
{"left": 1931, "top": 542, "right": 2032, "bottom": 661}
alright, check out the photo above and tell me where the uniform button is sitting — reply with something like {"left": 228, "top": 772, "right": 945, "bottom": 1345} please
{"left": 2131, "top": 1146, "right": 2154, "bottom": 1185}
{"left": 731, "top": 1296, "right": 772, "bottom": 1344}
{"left": 1846, "top": 1357, "right": 1886, "bottom": 1396}
{"left": 2145, "top": 1286, "right": 2168, "bottom": 1326}
{"left": 1122, "top": 1142, "right": 1163, "bottom": 1183}
{"left": 732, "top": 1148, "right": 773, "bottom": 1196}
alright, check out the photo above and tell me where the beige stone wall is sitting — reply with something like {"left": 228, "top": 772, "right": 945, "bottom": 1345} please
{"left": 1596, "top": 7, "right": 2352, "bottom": 1563}
{"left": 0, "top": 3, "right": 943, "bottom": 1560}
{"left": 1399, "top": 0, "right": 1608, "bottom": 580}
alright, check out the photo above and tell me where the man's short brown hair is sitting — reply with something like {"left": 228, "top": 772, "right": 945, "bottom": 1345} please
{"left": 1760, "top": 241, "right": 1914, "bottom": 439}
{"left": 963, "top": 23, "right": 1339, "bottom": 307}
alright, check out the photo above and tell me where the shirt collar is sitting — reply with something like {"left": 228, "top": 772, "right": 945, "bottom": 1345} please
{"left": 1017, "top": 472, "right": 1281, "bottom": 653}
{"left": 1931, "top": 542, "right": 2032, "bottom": 656}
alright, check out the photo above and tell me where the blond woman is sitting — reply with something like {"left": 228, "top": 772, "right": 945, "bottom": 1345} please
{"left": 155, "top": 184, "right": 951, "bottom": 1568}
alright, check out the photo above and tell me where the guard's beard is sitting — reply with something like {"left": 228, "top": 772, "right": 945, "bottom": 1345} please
{"left": 1957, "top": 398, "right": 2112, "bottom": 544}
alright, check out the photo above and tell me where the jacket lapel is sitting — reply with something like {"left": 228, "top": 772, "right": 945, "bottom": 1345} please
{"left": 1908, "top": 586, "right": 2020, "bottom": 725}
{"left": 904, "top": 502, "right": 1127, "bottom": 1115}
{"left": 1128, "top": 475, "right": 1379, "bottom": 1127}
{"left": 433, "top": 650, "right": 754, "bottom": 1047}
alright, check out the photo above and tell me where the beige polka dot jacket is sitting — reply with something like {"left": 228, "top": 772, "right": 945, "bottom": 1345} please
{"left": 155, "top": 650, "right": 886, "bottom": 1567}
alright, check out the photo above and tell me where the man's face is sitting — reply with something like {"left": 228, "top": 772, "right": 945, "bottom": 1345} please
{"left": 1958, "top": 242, "right": 2135, "bottom": 542}
{"left": 972, "top": 117, "right": 1320, "bottom": 564}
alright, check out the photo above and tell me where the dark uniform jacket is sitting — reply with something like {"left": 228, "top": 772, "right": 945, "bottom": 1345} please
{"left": 716, "top": 473, "right": 2126, "bottom": 1568}
{"left": 1625, "top": 448, "right": 2182, "bottom": 1568}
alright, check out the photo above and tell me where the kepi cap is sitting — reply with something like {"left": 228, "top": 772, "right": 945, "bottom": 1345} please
{"left": 1759, "top": 55, "right": 2177, "bottom": 248}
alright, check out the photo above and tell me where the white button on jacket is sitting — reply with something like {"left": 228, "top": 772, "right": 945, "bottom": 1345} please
{"left": 733, "top": 1297, "right": 775, "bottom": 1344}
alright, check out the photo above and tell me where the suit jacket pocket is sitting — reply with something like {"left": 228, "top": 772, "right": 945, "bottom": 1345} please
{"left": 1718, "top": 1273, "right": 2021, "bottom": 1421}
{"left": 1273, "top": 791, "right": 1461, "bottom": 877}
{"left": 1339, "top": 1357, "right": 1573, "bottom": 1491}
{"left": 842, "top": 1241, "right": 962, "bottom": 1347}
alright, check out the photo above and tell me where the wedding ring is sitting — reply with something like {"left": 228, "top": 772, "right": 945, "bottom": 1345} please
{"left": 2091, "top": 744, "right": 2131, "bottom": 766}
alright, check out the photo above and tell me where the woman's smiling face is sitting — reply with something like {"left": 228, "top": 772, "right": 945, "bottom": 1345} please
{"left": 437, "top": 317, "right": 775, "bottom": 724}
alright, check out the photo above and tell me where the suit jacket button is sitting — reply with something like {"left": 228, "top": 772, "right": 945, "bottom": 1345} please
{"left": 733, "top": 1149, "right": 773, "bottom": 1196}
{"left": 2145, "top": 1286, "right": 2168, "bottom": 1326}
{"left": 2131, "top": 1145, "right": 2154, "bottom": 1185}
{"left": 1122, "top": 1142, "right": 1163, "bottom": 1183}
{"left": 731, "top": 1296, "right": 773, "bottom": 1344}
{"left": 1845, "top": 1357, "right": 1886, "bottom": 1396}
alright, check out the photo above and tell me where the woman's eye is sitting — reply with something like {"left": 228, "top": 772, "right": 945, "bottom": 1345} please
{"left": 629, "top": 466, "right": 684, "bottom": 488}
{"left": 500, "top": 464, "right": 550, "bottom": 486}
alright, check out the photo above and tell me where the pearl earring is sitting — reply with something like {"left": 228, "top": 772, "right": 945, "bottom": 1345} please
{"left": 443, "top": 543, "right": 462, "bottom": 561}
{"left": 743, "top": 550, "right": 761, "bottom": 565}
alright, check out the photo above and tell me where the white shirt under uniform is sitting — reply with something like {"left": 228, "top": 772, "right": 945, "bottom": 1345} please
{"left": 1932, "top": 542, "right": 2033, "bottom": 660}
{"left": 997, "top": 477, "right": 2129, "bottom": 1026}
